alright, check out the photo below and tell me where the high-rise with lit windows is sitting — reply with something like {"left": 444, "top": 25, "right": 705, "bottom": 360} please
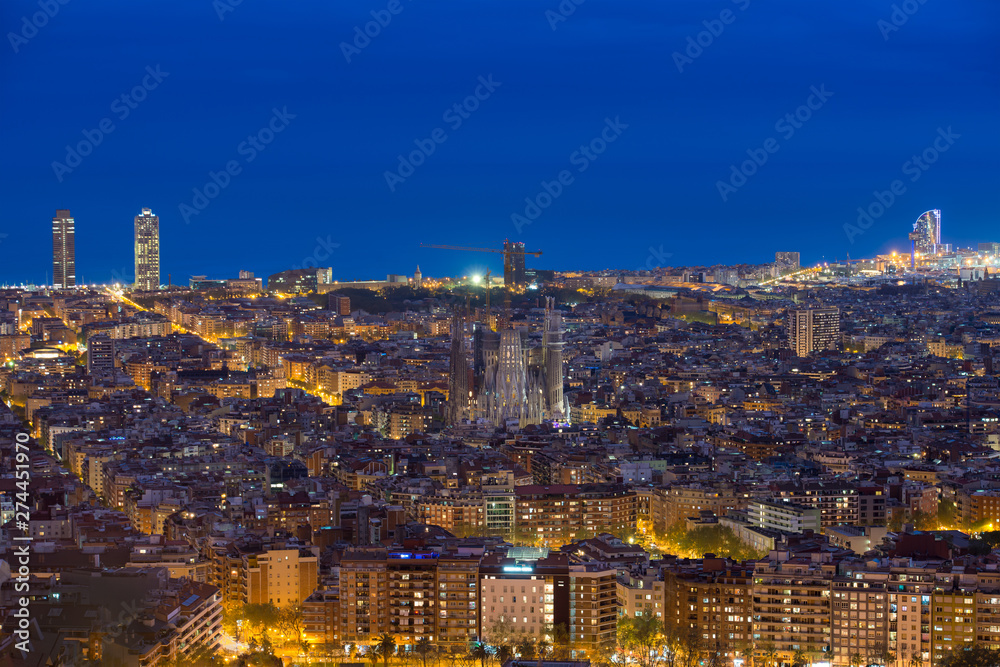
{"left": 787, "top": 307, "right": 840, "bottom": 357}
{"left": 134, "top": 208, "right": 160, "bottom": 290}
{"left": 52, "top": 209, "right": 76, "bottom": 289}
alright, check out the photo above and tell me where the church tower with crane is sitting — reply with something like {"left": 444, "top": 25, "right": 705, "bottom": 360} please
{"left": 430, "top": 241, "right": 566, "bottom": 427}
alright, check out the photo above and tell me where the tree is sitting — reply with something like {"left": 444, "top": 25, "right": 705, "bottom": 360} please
{"left": 792, "top": 648, "right": 807, "bottom": 667}
{"left": 911, "top": 510, "right": 937, "bottom": 531}
{"left": 864, "top": 641, "right": 894, "bottom": 667}
{"left": 470, "top": 643, "right": 491, "bottom": 667}
{"left": 376, "top": 632, "right": 398, "bottom": 667}
{"left": 242, "top": 603, "right": 281, "bottom": 643}
{"left": 484, "top": 617, "right": 519, "bottom": 652}
{"left": 937, "top": 645, "right": 1000, "bottom": 667}
{"left": 415, "top": 637, "right": 436, "bottom": 667}
{"left": 733, "top": 641, "right": 756, "bottom": 667}
{"left": 678, "top": 628, "right": 703, "bottom": 667}
{"left": 536, "top": 638, "right": 550, "bottom": 667}
{"left": 617, "top": 615, "right": 665, "bottom": 667}
{"left": 937, "top": 498, "right": 958, "bottom": 529}
{"left": 759, "top": 643, "right": 779, "bottom": 667}
{"left": 495, "top": 644, "right": 514, "bottom": 666}
{"left": 515, "top": 637, "right": 536, "bottom": 660}
{"left": 850, "top": 653, "right": 864, "bottom": 667}
{"left": 277, "top": 605, "right": 304, "bottom": 646}
{"left": 549, "top": 623, "right": 571, "bottom": 660}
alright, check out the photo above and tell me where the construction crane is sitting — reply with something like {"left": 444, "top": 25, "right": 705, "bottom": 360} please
{"left": 419, "top": 243, "right": 542, "bottom": 286}
{"left": 420, "top": 243, "right": 542, "bottom": 258}
{"left": 420, "top": 242, "right": 542, "bottom": 328}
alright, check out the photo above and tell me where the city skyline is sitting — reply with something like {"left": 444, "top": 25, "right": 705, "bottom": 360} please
{"left": 4, "top": 204, "right": 1000, "bottom": 288}
{"left": 4, "top": 3, "right": 1000, "bottom": 666}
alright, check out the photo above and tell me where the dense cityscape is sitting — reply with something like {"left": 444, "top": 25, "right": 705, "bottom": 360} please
{"left": 2, "top": 0, "right": 998, "bottom": 664}
{"left": 2, "top": 207, "right": 1000, "bottom": 667}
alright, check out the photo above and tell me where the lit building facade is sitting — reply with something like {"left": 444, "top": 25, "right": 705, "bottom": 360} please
{"left": 752, "top": 553, "right": 835, "bottom": 664}
{"left": 503, "top": 240, "right": 527, "bottom": 287}
{"left": 52, "top": 209, "right": 76, "bottom": 289}
{"left": 242, "top": 547, "right": 319, "bottom": 607}
{"left": 909, "top": 209, "right": 942, "bottom": 257}
{"left": 479, "top": 550, "right": 615, "bottom": 658}
{"left": 747, "top": 499, "right": 822, "bottom": 534}
{"left": 787, "top": 307, "right": 840, "bottom": 357}
{"left": 134, "top": 207, "right": 160, "bottom": 290}
{"left": 662, "top": 558, "right": 753, "bottom": 662}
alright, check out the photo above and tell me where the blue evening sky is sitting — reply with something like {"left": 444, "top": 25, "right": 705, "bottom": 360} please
{"left": 0, "top": 0, "right": 997, "bottom": 285}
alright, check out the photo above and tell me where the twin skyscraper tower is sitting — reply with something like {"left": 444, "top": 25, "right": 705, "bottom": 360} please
{"left": 51, "top": 208, "right": 160, "bottom": 290}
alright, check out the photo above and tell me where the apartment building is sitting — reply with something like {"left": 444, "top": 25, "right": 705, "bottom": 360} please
{"left": 302, "top": 586, "right": 340, "bottom": 646}
{"left": 479, "top": 550, "right": 616, "bottom": 658}
{"left": 101, "top": 580, "right": 222, "bottom": 666}
{"left": 416, "top": 495, "right": 486, "bottom": 534}
{"left": 662, "top": 558, "right": 753, "bottom": 662}
{"left": 751, "top": 553, "right": 835, "bottom": 664}
{"left": 243, "top": 546, "right": 320, "bottom": 607}
{"left": 652, "top": 484, "right": 746, "bottom": 530}
{"left": 617, "top": 569, "right": 665, "bottom": 619}
{"left": 336, "top": 550, "right": 480, "bottom": 652}
{"left": 435, "top": 553, "right": 482, "bottom": 652}
{"left": 748, "top": 499, "right": 822, "bottom": 534}
{"left": 514, "top": 483, "right": 637, "bottom": 543}
{"left": 771, "top": 481, "right": 860, "bottom": 527}
{"left": 830, "top": 576, "right": 890, "bottom": 665}
{"left": 568, "top": 563, "right": 618, "bottom": 655}
{"left": 340, "top": 551, "right": 390, "bottom": 642}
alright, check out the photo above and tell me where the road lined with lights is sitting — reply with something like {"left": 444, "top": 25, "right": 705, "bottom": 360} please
{"left": 103, "top": 288, "right": 340, "bottom": 407}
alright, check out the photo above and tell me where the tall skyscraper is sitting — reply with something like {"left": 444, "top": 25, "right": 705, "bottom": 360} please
{"left": 503, "top": 240, "right": 526, "bottom": 287}
{"left": 909, "top": 209, "right": 942, "bottom": 259}
{"left": 52, "top": 209, "right": 76, "bottom": 289}
{"left": 787, "top": 307, "right": 840, "bottom": 357}
{"left": 134, "top": 208, "right": 160, "bottom": 291}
